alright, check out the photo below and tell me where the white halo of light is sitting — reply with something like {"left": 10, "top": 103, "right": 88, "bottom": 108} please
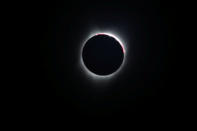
{"left": 79, "top": 31, "right": 128, "bottom": 81}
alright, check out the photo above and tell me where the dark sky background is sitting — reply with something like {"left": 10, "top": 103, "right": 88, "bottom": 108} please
{"left": 25, "top": 0, "right": 180, "bottom": 119}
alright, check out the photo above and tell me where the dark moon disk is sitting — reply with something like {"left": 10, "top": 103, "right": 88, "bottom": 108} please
{"left": 82, "top": 34, "right": 124, "bottom": 76}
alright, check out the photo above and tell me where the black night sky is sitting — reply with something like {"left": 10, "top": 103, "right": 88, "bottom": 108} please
{"left": 24, "top": 0, "right": 180, "bottom": 119}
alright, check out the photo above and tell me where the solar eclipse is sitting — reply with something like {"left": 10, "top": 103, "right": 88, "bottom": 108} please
{"left": 80, "top": 32, "right": 127, "bottom": 80}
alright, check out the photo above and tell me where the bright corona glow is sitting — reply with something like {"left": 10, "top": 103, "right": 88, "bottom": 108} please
{"left": 95, "top": 33, "right": 126, "bottom": 54}
{"left": 79, "top": 31, "right": 128, "bottom": 81}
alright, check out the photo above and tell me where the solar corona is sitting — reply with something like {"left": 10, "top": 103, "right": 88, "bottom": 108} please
{"left": 79, "top": 32, "right": 127, "bottom": 80}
